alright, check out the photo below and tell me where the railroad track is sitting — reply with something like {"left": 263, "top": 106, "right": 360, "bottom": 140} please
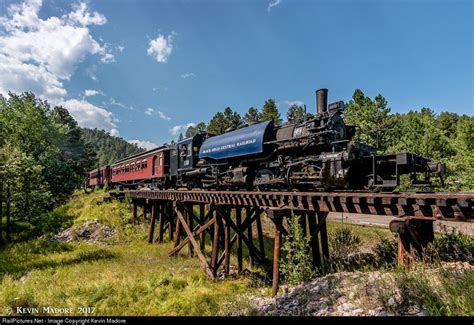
{"left": 124, "top": 189, "right": 474, "bottom": 221}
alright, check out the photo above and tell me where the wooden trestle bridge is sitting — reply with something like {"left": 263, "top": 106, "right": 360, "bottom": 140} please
{"left": 122, "top": 189, "right": 474, "bottom": 296}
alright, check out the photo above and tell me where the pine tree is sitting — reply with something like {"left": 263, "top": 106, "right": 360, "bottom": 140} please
{"left": 260, "top": 99, "right": 282, "bottom": 126}
{"left": 243, "top": 107, "right": 260, "bottom": 124}
{"left": 287, "top": 104, "right": 306, "bottom": 123}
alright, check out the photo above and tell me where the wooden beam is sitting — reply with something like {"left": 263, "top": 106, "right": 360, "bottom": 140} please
{"left": 200, "top": 204, "right": 206, "bottom": 251}
{"left": 157, "top": 202, "right": 164, "bottom": 243}
{"left": 299, "top": 212, "right": 307, "bottom": 237}
{"left": 236, "top": 207, "right": 243, "bottom": 272}
{"left": 148, "top": 204, "right": 156, "bottom": 244}
{"left": 142, "top": 204, "right": 147, "bottom": 221}
{"left": 175, "top": 205, "right": 215, "bottom": 279}
{"left": 217, "top": 233, "right": 237, "bottom": 271}
{"left": 211, "top": 211, "right": 220, "bottom": 277}
{"left": 187, "top": 204, "right": 194, "bottom": 257}
{"left": 246, "top": 207, "right": 254, "bottom": 268}
{"left": 272, "top": 215, "right": 284, "bottom": 297}
{"left": 224, "top": 216, "right": 231, "bottom": 275}
{"left": 216, "top": 206, "right": 267, "bottom": 264}
{"left": 168, "top": 217, "right": 216, "bottom": 256}
{"left": 168, "top": 201, "right": 174, "bottom": 241}
{"left": 171, "top": 209, "right": 182, "bottom": 255}
{"left": 318, "top": 212, "right": 329, "bottom": 261}
{"left": 307, "top": 212, "right": 321, "bottom": 267}
{"left": 391, "top": 218, "right": 435, "bottom": 267}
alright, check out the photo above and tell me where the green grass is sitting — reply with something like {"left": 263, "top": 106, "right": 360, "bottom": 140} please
{"left": 377, "top": 262, "right": 474, "bottom": 316}
{"left": 0, "top": 190, "right": 471, "bottom": 316}
{"left": 0, "top": 191, "right": 261, "bottom": 316}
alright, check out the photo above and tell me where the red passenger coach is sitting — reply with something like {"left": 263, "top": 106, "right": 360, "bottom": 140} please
{"left": 110, "top": 146, "right": 171, "bottom": 189}
{"left": 87, "top": 166, "right": 111, "bottom": 187}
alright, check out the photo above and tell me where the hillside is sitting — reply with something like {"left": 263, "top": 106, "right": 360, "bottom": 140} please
{"left": 0, "top": 191, "right": 472, "bottom": 316}
{"left": 81, "top": 128, "right": 145, "bottom": 166}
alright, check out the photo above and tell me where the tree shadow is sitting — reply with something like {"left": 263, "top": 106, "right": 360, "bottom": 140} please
{"left": 0, "top": 245, "right": 117, "bottom": 280}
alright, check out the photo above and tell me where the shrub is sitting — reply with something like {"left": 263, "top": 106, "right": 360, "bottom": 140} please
{"left": 329, "top": 225, "right": 361, "bottom": 258}
{"left": 434, "top": 225, "right": 474, "bottom": 262}
{"left": 373, "top": 233, "right": 398, "bottom": 267}
{"left": 280, "top": 214, "right": 315, "bottom": 285}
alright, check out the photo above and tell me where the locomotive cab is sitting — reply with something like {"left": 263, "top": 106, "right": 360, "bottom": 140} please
{"left": 170, "top": 133, "right": 208, "bottom": 188}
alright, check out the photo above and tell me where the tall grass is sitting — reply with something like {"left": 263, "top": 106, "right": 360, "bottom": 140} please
{"left": 0, "top": 191, "right": 260, "bottom": 316}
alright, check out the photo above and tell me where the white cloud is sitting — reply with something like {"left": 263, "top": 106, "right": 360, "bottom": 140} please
{"left": 268, "top": 0, "right": 281, "bottom": 12}
{"left": 145, "top": 107, "right": 171, "bottom": 121}
{"left": 151, "top": 86, "right": 168, "bottom": 92}
{"left": 101, "top": 52, "right": 115, "bottom": 64}
{"left": 116, "top": 45, "right": 125, "bottom": 52}
{"left": 128, "top": 139, "right": 158, "bottom": 151}
{"left": 181, "top": 72, "right": 196, "bottom": 79}
{"left": 284, "top": 100, "right": 305, "bottom": 107}
{"left": 67, "top": 2, "right": 106, "bottom": 26}
{"left": 170, "top": 123, "right": 195, "bottom": 136}
{"left": 84, "top": 89, "right": 103, "bottom": 97}
{"left": 61, "top": 99, "right": 119, "bottom": 136}
{"left": 157, "top": 110, "right": 171, "bottom": 121}
{"left": 0, "top": 0, "right": 113, "bottom": 100}
{"left": 147, "top": 33, "right": 173, "bottom": 63}
{"left": 145, "top": 107, "right": 154, "bottom": 116}
{"left": 108, "top": 97, "right": 133, "bottom": 110}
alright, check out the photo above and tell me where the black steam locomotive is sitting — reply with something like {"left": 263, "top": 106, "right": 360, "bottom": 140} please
{"left": 170, "top": 88, "right": 444, "bottom": 191}
{"left": 88, "top": 88, "right": 445, "bottom": 192}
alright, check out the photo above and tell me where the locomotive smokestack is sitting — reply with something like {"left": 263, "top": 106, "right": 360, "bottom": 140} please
{"left": 316, "top": 88, "right": 328, "bottom": 114}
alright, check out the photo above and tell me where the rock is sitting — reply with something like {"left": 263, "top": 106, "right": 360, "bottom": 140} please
{"left": 53, "top": 219, "right": 115, "bottom": 243}
{"left": 348, "top": 291, "right": 356, "bottom": 300}
{"left": 310, "top": 285, "right": 320, "bottom": 293}
{"left": 376, "top": 311, "right": 388, "bottom": 316}
{"left": 352, "top": 308, "right": 364, "bottom": 316}
{"left": 387, "top": 297, "right": 397, "bottom": 308}
{"left": 342, "top": 302, "right": 355, "bottom": 311}
{"left": 407, "top": 305, "right": 421, "bottom": 315}
{"left": 337, "top": 296, "right": 347, "bottom": 304}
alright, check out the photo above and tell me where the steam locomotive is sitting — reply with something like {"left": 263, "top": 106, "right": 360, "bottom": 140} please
{"left": 87, "top": 88, "right": 445, "bottom": 192}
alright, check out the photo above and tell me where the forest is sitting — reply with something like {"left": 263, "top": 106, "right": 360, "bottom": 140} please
{"left": 0, "top": 89, "right": 473, "bottom": 243}
{"left": 0, "top": 92, "right": 143, "bottom": 242}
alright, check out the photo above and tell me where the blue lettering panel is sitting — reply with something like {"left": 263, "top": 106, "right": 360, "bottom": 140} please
{"left": 199, "top": 121, "right": 273, "bottom": 160}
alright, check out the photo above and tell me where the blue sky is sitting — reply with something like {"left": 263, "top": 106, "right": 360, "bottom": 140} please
{"left": 0, "top": 0, "right": 472, "bottom": 149}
